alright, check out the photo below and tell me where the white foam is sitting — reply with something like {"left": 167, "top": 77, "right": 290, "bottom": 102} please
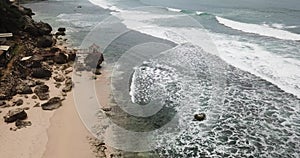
{"left": 212, "top": 33, "right": 300, "bottom": 98}
{"left": 195, "top": 11, "right": 204, "bottom": 15}
{"left": 88, "top": 0, "right": 122, "bottom": 12}
{"left": 166, "top": 7, "right": 182, "bottom": 12}
{"left": 216, "top": 16, "right": 300, "bottom": 41}
{"left": 262, "top": 23, "right": 298, "bottom": 29}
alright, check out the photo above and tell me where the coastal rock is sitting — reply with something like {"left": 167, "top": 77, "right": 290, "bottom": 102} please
{"left": 34, "top": 85, "right": 50, "bottom": 100}
{"left": 34, "top": 84, "right": 49, "bottom": 94}
{"left": 14, "top": 99, "right": 24, "bottom": 106}
{"left": 23, "top": 15, "right": 39, "bottom": 36}
{"left": 84, "top": 53, "right": 104, "bottom": 69}
{"left": 4, "top": 108, "right": 27, "bottom": 123}
{"left": 55, "top": 27, "right": 66, "bottom": 36}
{"left": 53, "top": 74, "right": 65, "bottom": 82}
{"left": 68, "top": 52, "right": 76, "bottom": 61}
{"left": 62, "top": 85, "right": 72, "bottom": 92}
{"left": 0, "top": 101, "right": 7, "bottom": 107}
{"left": 194, "top": 113, "right": 206, "bottom": 121}
{"left": 31, "top": 67, "right": 52, "bottom": 79}
{"left": 53, "top": 52, "right": 68, "bottom": 64}
{"left": 15, "top": 120, "right": 32, "bottom": 129}
{"left": 16, "top": 84, "right": 33, "bottom": 94}
{"left": 58, "top": 27, "right": 66, "bottom": 32}
{"left": 41, "top": 97, "right": 62, "bottom": 110}
{"left": 37, "top": 35, "right": 54, "bottom": 48}
{"left": 93, "top": 69, "right": 101, "bottom": 75}
{"left": 36, "top": 21, "right": 52, "bottom": 35}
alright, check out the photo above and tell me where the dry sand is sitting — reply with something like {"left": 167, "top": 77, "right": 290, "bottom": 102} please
{"left": 0, "top": 47, "right": 114, "bottom": 158}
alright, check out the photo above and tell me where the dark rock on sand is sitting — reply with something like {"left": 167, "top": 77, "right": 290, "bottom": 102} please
{"left": 93, "top": 69, "right": 101, "bottom": 75}
{"left": 15, "top": 120, "right": 32, "bottom": 129}
{"left": 31, "top": 67, "right": 52, "bottom": 79}
{"left": 0, "top": 101, "right": 6, "bottom": 107}
{"left": 34, "top": 85, "right": 50, "bottom": 100}
{"left": 31, "top": 95, "right": 37, "bottom": 99}
{"left": 4, "top": 108, "right": 27, "bottom": 123}
{"left": 53, "top": 74, "right": 65, "bottom": 82}
{"left": 194, "top": 113, "right": 206, "bottom": 121}
{"left": 54, "top": 52, "right": 68, "bottom": 64}
{"left": 41, "top": 97, "right": 62, "bottom": 110}
{"left": 16, "top": 84, "right": 33, "bottom": 94}
{"left": 14, "top": 99, "right": 24, "bottom": 106}
{"left": 62, "top": 85, "right": 72, "bottom": 92}
{"left": 37, "top": 35, "right": 54, "bottom": 48}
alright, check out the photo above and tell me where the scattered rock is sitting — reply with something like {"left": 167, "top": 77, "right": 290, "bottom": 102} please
{"left": 37, "top": 35, "right": 54, "bottom": 48}
{"left": 0, "top": 101, "right": 6, "bottom": 107}
{"left": 34, "top": 85, "right": 49, "bottom": 94}
{"left": 55, "top": 83, "right": 62, "bottom": 88}
{"left": 33, "top": 103, "right": 40, "bottom": 107}
{"left": 15, "top": 120, "right": 32, "bottom": 129}
{"left": 64, "top": 67, "right": 73, "bottom": 74}
{"left": 14, "top": 99, "right": 24, "bottom": 106}
{"left": 58, "top": 27, "right": 66, "bottom": 32}
{"left": 61, "top": 92, "right": 67, "bottom": 97}
{"left": 53, "top": 74, "right": 65, "bottom": 82}
{"left": 31, "top": 67, "right": 52, "bottom": 79}
{"left": 194, "top": 113, "right": 206, "bottom": 121}
{"left": 36, "top": 21, "right": 52, "bottom": 35}
{"left": 62, "top": 85, "right": 72, "bottom": 92}
{"left": 102, "top": 107, "right": 112, "bottom": 112}
{"left": 41, "top": 97, "right": 62, "bottom": 110}
{"left": 54, "top": 52, "right": 68, "bottom": 64}
{"left": 16, "top": 84, "right": 33, "bottom": 94}
{"left": 4, "top": 108, "right": 27, "bottom": 123}
{"left": 31, "top": 95, "right": 37, "bottom": 99}
{"left": 34, "top": 85, "right": 50, "bottom": 100}
{"left": 25, "top": 80, "right": 37, "bottom": 87}
{"left": 93, "top": 69, "right": 101, "bottom": 75}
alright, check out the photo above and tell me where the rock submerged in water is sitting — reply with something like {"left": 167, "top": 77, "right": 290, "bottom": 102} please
{"left": 41, "top": 97, "right": 62, "bottom": 110}
{"left": 3, "top": 108, "right": 28, "bottom": 123}
{"left": 194, "top": 113, "right": 206, "bottom": 121}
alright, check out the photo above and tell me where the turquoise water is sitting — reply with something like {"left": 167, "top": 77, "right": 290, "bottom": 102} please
{"left": 26, "top": 0, "right": 300, "bottom": 157}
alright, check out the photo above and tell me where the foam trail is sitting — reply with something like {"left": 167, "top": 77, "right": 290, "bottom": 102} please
{"left": 166, "top": 7, "right": 182, "bottom": 12}
{"left": 88, "top": 0, "right": 122, "bottom": 11}
{"left": 212, "top": 33, "right": 300, "bottom": 98}
{"left": 216, "top": 16, "right": 300, "bottom": 40}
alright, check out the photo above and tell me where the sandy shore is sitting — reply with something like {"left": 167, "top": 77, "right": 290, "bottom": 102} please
{"left": 43, "top": 64, "right": 113, "bottom": 158}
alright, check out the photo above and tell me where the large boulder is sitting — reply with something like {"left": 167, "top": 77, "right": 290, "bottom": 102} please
{"left": 31, "top": 67, "right": 52, "bottom": 79}
{"left": 84, "top": 53, "right": 104, "bottom": 69}
{"left": 41, "top": 97, "right": 62, "bottom": 110}
{"left": 23, "top": 15, "right": 39, "bottom": 36}
{"left": 53, "top": 52, "right": 68, "bottom": 64}
{"left": 37, "top": 35, "right": 54, "bottom": 48}
{"left": 36, "top": 21, "right": 52, "bottom": 35}
{"left": 4, "top": 108, "right": 27, "bottom": 123}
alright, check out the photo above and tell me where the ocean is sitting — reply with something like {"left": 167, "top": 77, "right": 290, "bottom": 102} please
{"left": 26, "top": 0, "right": 300, "bottom": 157}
